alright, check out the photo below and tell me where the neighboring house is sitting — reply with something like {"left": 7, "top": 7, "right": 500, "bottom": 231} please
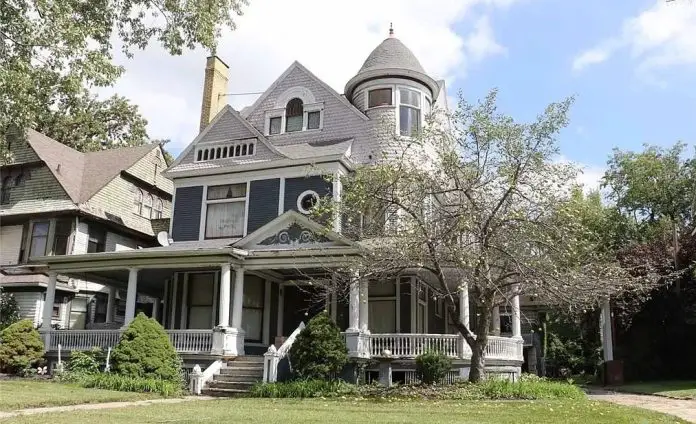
{"left": 31, "top": 30, "right": 533, "bottom": 389}
{"left": 0, "top": 130, "right": 173, "bottom": 329}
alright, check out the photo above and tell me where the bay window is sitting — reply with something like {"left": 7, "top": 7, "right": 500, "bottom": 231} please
{"left": 205, "top": 183, "right": 247, "bottom": 239}
{"left": 29, "top": 221, "right": 50, "bottom": 258}
{"left": 399, "top": 88, "right": 421, "bottom": 136}
{"left": 52, "top": 219, "right": 72, "bottom": 255}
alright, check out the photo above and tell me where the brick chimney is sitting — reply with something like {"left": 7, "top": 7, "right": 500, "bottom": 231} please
{"left": 199, "top": 56, "right": 229, "bottom": 132}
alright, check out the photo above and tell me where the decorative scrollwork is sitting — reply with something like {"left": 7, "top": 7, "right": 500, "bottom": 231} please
{"left": 259, "top": 222, "right": 330, "bottom": 246}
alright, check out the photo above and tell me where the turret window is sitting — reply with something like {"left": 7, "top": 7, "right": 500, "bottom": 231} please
{"left": 399, "top": 88, "right": 421, "bottom": 137}
{"left": 368, "top": 88, "right": 393, "bottom": 107}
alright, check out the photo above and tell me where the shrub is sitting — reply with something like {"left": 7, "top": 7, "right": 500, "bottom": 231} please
{"left": 289, "top": 312, "right": 348, "bottom": 380}
{"left": 0, "top": 319, "right": 44, "bottom": 374}
{"left": 0, "top": 288, "right": 20, "bottom": 331}
{"left": 415, "top": 350, "right": 452, "bottom": 384}
{"left": 249, "top": 379, "right": 357, "bottom": 398}
{"left": 63, "top": 372, "right": 181, "bottom": 396}
{"left": 111, "top": 313, "right": 182, "bottom": 383}
{"left": 68, "top": 348, "right": 105, "bottom": 374}
{"left": 476, "top": 377, "right": 585, "bottom": 400}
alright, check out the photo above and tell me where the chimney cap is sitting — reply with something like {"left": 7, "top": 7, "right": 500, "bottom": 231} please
{"left": 206, "top": 55, "right": 229, "bottom": 69}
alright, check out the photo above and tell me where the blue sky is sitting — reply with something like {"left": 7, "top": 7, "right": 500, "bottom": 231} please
{"left": 108, "top": 0, "right": 696, "bottom": 188}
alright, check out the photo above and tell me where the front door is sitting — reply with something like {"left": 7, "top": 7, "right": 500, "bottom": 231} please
{"left": 283, "top": 284, "right": 324, "bottom": 336}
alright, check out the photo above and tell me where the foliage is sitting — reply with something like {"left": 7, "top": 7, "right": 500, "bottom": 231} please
{"left": 544, "top": 311, "right": 602, "bottom": 378}
{"left": 318, "top": 89, "right": 652, "bottom": 382}
{"left": 0, "top": 0, "right": 248, "bottom": 161}
{"left": 289, "top": 312, "right": 348, "bottom": 380}
{"left": 111, "top": 313, "right": 182, "bottom": 383}
{"left": 60, "top": 372, "right": 181, "bottom": 396}
{"left": 0, "top": 287, "right": 20, "bottom": 331}
{"left": 415, "top": 351, "right": 452, "bottom": 384}
{"left": 249, "top": 379, "right": 357, "bottom": 398}
{"left": 67, "top": 347, "right": 106, "bottom": 374}
{"left": 0, "top": 319, "right": 44, "bottom": 374}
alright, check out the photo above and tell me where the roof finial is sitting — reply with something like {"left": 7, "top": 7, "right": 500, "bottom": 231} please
{"left": 389, "top": 22, "right": 394, "bottom": 37}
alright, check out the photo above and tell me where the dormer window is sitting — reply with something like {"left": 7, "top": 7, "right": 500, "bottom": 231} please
{"left": 285, "top": 98, "right": 303, "bottom": 132}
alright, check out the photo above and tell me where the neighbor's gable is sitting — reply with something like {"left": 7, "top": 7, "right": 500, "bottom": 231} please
{"left": 125, "top": 146, "right": 173, "bottom": 194}
{"left": 5, "top": 134, "right": 40, "bottom": 165}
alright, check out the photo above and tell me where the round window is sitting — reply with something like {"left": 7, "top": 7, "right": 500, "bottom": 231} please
{"left": 297, "top": 190, "right": 319, "bottom": 214}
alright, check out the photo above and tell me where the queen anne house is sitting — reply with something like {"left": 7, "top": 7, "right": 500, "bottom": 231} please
{"left": 28, "top": 30, "right": 535, "bottom": 393}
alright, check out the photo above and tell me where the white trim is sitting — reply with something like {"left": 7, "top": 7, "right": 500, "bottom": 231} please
{"left": 274, "top": 86, "right": 316, "bottom": 108}
{"left": 410, "top": 277, "right": 416, "bottom": 332}
{"left": 364, "top": 84, "right": 396, "bottom": 110}
{"left": 396, "top": 281, "right": 401, "bottom": 333}
{"left": 243, "top": 181, "right": 250, "bottom": 236}
{"left": 194, "top": 139, "right": 257, "bottom": 163}
{"left": 263, "top": 279, "right": 271, "bottom": 345}
{"left": 264, "top": 101, "right": 325, "bottom": 136}
{"left": 278, "top": 177, "right": 285, "bottom": 216}
{"left": 199, "top": 182, "right": 248, "bottom": 240}
{"left": 296, "top": 189, "right": 319, "bottom": 215}
{"left": 198, "top": 184, "right": 208, "bottom": 241}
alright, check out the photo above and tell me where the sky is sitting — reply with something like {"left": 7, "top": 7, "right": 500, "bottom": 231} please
{"left": 102, "top": 0, "right": 696, "bottom": 191}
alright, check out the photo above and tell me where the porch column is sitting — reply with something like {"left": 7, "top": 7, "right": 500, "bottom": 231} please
{"left": 459, "top": 282, "right": 469, "bottom": 328}
{"left": 152, "top": 298, "right": 160, "bottom": 321}
{"left": 40, "top": 271, "right": 58, "bottom": 330}
{"left": 348, "top": 276, "right": 360, "bottom": 331}
{"left": 218, "top": 263, "right": 231, "bottom": 327}
{"left": 511, "top": 285, "right": 522, "bottom": 339}
{"left": 490, "top": 306, "right": 501, "bottom": 335}
{"left": 231, "top": 267, "right": 244, "bottom": 329}
{"left": 359, "top": 277, "right": 369, "bottom": 333}
{"left": 601, "top": 298, "right": 614, "bottom": 361}
{"left": 124, "top": 268, "right": 139, "bottom": 326}
{"left": 105, "top": 286, "right": 117, "bottom": 324}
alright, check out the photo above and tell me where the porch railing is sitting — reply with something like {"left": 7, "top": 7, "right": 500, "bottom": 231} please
{"left": 263, "top": 322, "right": 305, "bottom": 383}
{"left": 42, "top": 329, "right": 213, "bottom": 354}
{"left": 362, "top": 333, "right": 523, "bottom": 362}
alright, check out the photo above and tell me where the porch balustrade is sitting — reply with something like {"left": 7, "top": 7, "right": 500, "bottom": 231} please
{"left": 42, "top": 329, "right": 214, "bottom": 354}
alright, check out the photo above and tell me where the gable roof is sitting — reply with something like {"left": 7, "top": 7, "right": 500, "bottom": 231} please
{"left": 242, "top": 61, "right": 367, "bottom": 122}
{"left": 24, "top": 129, "right": 162, "bottom": 203}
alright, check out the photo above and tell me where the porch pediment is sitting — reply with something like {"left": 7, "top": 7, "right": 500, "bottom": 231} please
{"left": 235, "top": 210, "right": 354, "bottom": 250}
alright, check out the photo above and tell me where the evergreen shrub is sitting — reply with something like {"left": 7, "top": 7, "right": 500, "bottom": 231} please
{"left": 289, "top": 312, "right": 348, "bottom": 380}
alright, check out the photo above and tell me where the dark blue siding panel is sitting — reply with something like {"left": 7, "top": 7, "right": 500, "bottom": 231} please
{"left": 171, "top": 186, "right": 203, "bottom": 241}
{"left": 247, "top": 178, "right": 280, "bottom": 232}
{"left": 283, "top": 176, "right": 332, "bottom": 213}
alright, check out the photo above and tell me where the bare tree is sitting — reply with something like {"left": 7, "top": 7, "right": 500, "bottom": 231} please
{"left": 315, "top": 90, "right": 656, "bottom": 382}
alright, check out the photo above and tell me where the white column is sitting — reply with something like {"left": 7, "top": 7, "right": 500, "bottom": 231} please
{"left": 124, "top": 268, "right": 139, "bottom": 326}
{"left": 511, "top": 286, "right": 522, "bottom": 339}
{"left": 218, "top": 264, "right": 231, "bottom": 327}
{"left": 231, "top": 267, "right": 244, "bottom": 329}
{"left": 105, "top": 286, "right": 117, "bottom": 324}
{"left": 348, "top": 278, "right": 360, "bottom": 331}
{"left": 332, "top": 172, "right": 342, "bottom": 233}
{"left": 41, "top": 271, "right": 58, "bottom": 330}
{"left": 359, "top": 277, "right": 369, "bottom": 332}
{"left": 152, "top": 298, "right": 160, "bottom": 321}
{"left": 601, "top": 298, "right": 614, "bottom": 361}
{"left": 491, "top": 306, "right": 501, "bottom": 335}
{"left": 459, "top": 282, "right": 470, "bottom": 328}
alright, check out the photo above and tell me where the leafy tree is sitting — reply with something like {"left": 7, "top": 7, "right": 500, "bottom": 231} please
{"left": 0, "top": 287, "right": 20, "bottom": 330}
{"left": 289, "top": 312, "right": 348, "bottom": 380}
{"left": 0, "top": 0, "right": 248, "bottom": 161}
{"left": 320, "top": 90, "right": 654, "bottom": 382}
{"left": 111, "top": 313, "right": 182, "bottom": 382}
{"left": 0, "top": 319, "right": 44, "bottom": 374}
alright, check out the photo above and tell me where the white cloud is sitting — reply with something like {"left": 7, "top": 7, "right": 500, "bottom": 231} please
{"left": 100, "top": 0, "right": 514, "bottom": 155}
{"left": 572, "top": 1, "right": 696, "bottom": 77}
{"left": 577, "top": 164, "right": 605, "bottom": 193}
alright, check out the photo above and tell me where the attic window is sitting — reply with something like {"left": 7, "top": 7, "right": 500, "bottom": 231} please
{"left": 265, "top": 97, "right": 324, "bottom": 135}
{"left": 285, "top": 98, "right": 303, "bottom": 132}
{"left": 194, "top": 141, "right": 256, "bottom": 162}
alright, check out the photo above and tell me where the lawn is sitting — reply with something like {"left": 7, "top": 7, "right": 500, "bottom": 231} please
{"left": 1, "top": 398, "right": 687, "bottom": 423}
{"left": 0, "top": 380, "right": 160, "bottom": 411}
{"left": 615, "top": 381, "right": 696, "bottom": 399}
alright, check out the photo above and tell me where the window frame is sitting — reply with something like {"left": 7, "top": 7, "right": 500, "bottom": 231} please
{"left": 397, "top": 87, "right": 423, "bottom": 137}
{"left": 264, "top": 101, "right": 324, "bottom": 135}
{"left": 296, "top": 190, "right": 319, "bottom": 215}
{"left": 152, "top": 198, "right": 164, "bottom": 219}
{"left": 368, "top": 279, "right": 401, "bottom": 333}
{"left": 367, "top": 87, "right": 394, "bottom": 108}
{"left": 87, "top": 225, "right": 107, "bottom": 253}
{"left": 133, "top": 189, "right": 143, "bottom": 216}
{"left": 0, "top": 176, "right": 12, "bottom": 204}
{"left": 28, "top": 221, "right": 50, "bottom": 258}
{"left": 203, "top": 183, "right": 249, "bottom": 239}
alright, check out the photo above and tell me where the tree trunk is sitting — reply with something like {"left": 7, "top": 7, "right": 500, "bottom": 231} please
{"left": 469, "top": 336, "right": 487, "bottom": 383}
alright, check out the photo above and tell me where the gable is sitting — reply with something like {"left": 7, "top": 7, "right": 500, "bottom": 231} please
{"left": 6, "top": 133, "right": 40, "bottom": 164}
{"left": 124, "top": 146, "right": 173, "bottom": 195}
{"left": 235, "top": 210, "right": 355, "bottom": 250}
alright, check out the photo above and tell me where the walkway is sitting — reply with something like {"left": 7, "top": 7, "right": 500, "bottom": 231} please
{"left": 588, "top": 389, "right": 696, "bottom": 423}
{"left": 0, "top": 396, "right": 215, "bottom": 419}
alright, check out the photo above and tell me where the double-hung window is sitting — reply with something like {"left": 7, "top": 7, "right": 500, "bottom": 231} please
{"left": 205, "top": 183, "right": 247, "bottom": 239}
{"left": 29, "top": 221, "right": 50, "bottom": 258}
{"left": 399, "top": 88, "right": 421, "bottom": 136}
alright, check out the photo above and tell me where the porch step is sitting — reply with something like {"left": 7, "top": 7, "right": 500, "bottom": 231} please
{"left": 201, "top": 355, "right": 264, "bottom": 397}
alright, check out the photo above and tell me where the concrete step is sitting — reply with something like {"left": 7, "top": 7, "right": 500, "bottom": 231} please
{"left": 219, "top": 367, "right": 264, "bottom": 377}
{"left": 229, "top": 355, "right": 264, "bottom": 364}
{"left": 208, "top": 380, "right": 256, "bottom": 391}
{"left": 201, "top": 388, "right": 249, "bottom": 397}
{"left": 214, "top": 374, "right": 262, "bottom": 384}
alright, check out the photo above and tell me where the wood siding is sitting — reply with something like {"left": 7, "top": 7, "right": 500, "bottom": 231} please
{"left": 0, "top": 225, "right": 23, "bottom": 265}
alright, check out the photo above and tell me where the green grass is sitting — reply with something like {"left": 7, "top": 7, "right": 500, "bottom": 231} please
{"left": 615, "top": 381, "right": 696, "bottom": 399}
{"left": 0, "top": 380, "right": 160, "bottom": 411}
{"left": 0, "top": 398, "right": 687, "bottom": 423}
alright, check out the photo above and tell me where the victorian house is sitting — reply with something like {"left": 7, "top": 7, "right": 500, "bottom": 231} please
{"left": 26, "top": 31, "right": 532, "bottom": 393}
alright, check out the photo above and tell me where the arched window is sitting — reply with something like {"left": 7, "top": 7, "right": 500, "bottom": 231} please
{"left": 285, "top": 98, "right": 303, "bottom": 132}
{"left": 153, "top": 198, "right": 164, "bottom": 219}
{"left": 142, "top": 193, "right": 153, "bottom": 218}
{"left": 1, "top": 176, "right": 11, "bottom": 204}
{"left": 133, "top": 189, "right": 143, "bottom": 214}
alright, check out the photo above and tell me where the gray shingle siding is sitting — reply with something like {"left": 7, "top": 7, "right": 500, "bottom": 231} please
{"left": 172, "top": 186, "right": 203, "bottom": 241}
{"left": 247, "top": 178, "right": 280, "bottom": 232}
{"left": 283, "top": 176, "right": 331, "bottom": 213}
